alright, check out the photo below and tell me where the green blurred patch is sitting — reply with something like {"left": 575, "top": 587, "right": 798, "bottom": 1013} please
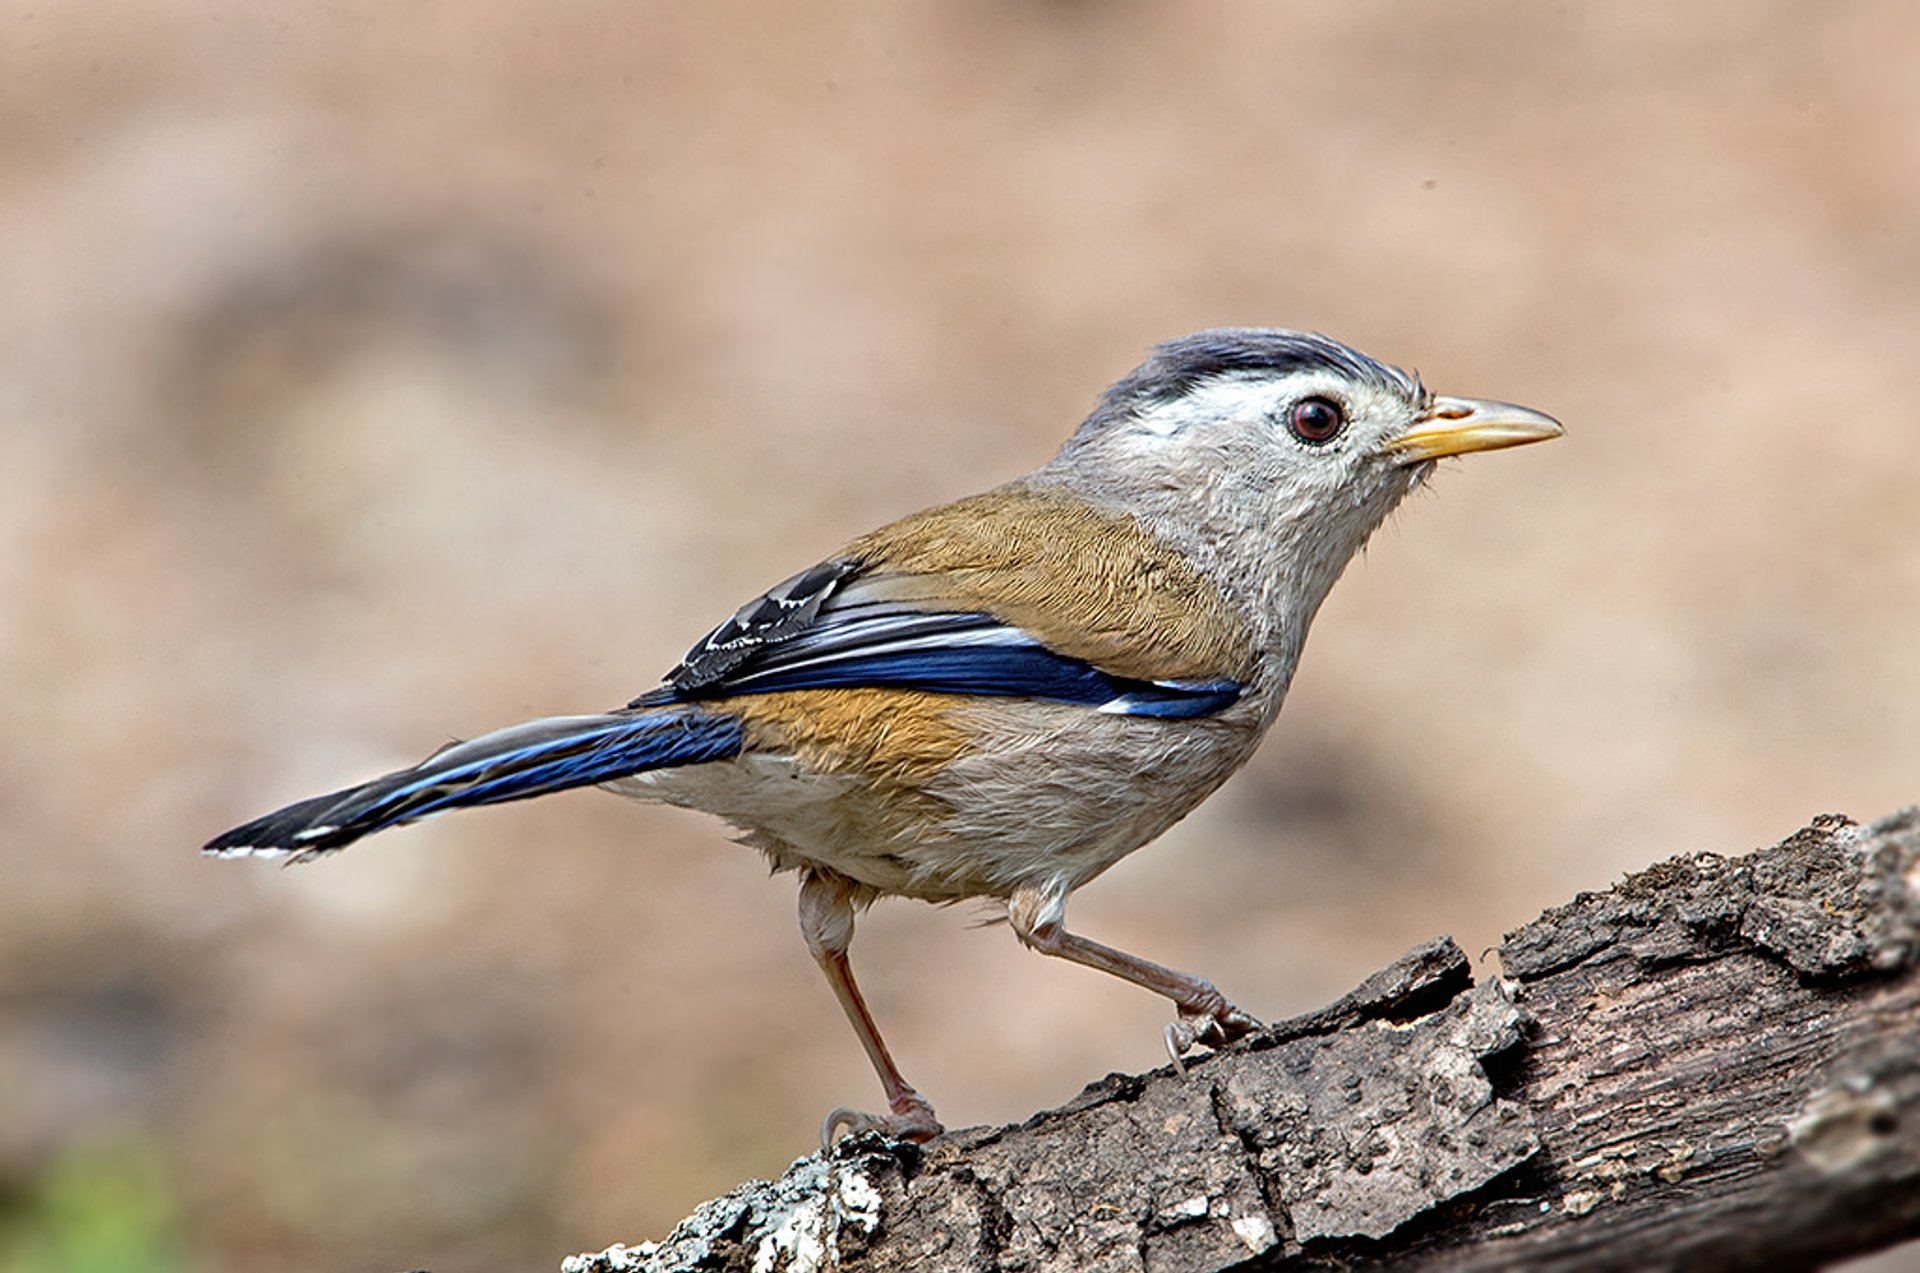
{"left": 0, "top": 1135, "right": 186, "bottom": 1273}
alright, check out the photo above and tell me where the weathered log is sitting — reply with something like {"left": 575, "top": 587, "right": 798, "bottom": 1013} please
{"left": 565, "top": 809, "right": 1920, "bottom": 1272}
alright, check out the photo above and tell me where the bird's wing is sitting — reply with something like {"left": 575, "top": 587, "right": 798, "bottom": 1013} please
{"left": 632, "top": 485, "right": 1254, "bottom": 720}
{"left": 635, "top": 567, "right": 1241, "bottom": 719}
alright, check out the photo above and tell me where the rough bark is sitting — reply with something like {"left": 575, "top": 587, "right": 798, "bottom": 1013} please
{"left": 564, "top": 809, "right": 1920, "bottom": 1273}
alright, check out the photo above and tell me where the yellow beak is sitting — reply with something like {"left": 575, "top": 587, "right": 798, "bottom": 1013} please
{"left": 1388, "top": 395, "right": 1564, "bottom": 464}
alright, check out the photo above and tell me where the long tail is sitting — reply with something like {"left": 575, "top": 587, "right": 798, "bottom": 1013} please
{"left": 204, "top": 706, "right": 745, "bottom": 862}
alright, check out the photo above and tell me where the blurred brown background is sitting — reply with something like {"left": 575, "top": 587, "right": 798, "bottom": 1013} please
{"left": 5, "top": 3, "right": 1919, "bottom": 1270}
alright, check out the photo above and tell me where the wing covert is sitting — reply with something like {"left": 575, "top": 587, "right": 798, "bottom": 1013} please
{"left": 635, "top": 568, "right": 1242, "bottom": 719}
{"left": 667, "top": 558, "right": 860, "bottom": 689}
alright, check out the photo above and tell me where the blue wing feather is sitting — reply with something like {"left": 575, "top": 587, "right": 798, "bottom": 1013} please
{"left": 637, "top": 588, "right": 1243, "bottom": 719}
{"left": 207, "top": 563, "right": 1244, "bottom": 864}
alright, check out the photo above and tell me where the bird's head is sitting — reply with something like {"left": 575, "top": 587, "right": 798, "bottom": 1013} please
{"left": 1041, "top": 328, "right": 1563, "bottom": 648}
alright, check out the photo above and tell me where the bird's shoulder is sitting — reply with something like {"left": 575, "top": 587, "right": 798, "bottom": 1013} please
{"left": 845, "top": 481, "right": 1256, "bottom": 683}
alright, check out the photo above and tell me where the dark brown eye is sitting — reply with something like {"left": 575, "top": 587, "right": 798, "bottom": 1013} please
{"left": 1288, "top": 396, "right": 1345, "bottom": 445}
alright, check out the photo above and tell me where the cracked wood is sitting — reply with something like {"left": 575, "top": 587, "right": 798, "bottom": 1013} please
{"left": 565, "top": 808, "right": 1920, "bottom": 1273}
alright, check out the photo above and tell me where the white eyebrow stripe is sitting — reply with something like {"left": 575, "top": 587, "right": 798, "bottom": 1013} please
{"left": 1131, "top": 375, "right": 1287, "bottom": 437}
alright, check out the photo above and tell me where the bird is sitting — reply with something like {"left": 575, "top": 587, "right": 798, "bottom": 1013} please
{"left": 205, "top": 328, "right": 1562, "bottom": 1146}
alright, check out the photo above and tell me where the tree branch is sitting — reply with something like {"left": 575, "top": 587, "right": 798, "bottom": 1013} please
{"left": 564, "top": 809, "right": 1920, "bottom": 1272}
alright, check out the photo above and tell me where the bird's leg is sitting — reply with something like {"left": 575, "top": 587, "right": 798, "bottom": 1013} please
{"left": 1009, "top": 883, "right": 1259, "bottom": 1066}
{"left": 798, "top": 868, "right": 944, "bottom": 1148}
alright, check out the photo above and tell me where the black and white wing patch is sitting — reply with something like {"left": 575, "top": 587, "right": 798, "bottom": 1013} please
{"left": 666, "top": 559, "right": 860, "bottom": 688}
{"left": 635, "top": 565, "right": 1242, "bottom": 720}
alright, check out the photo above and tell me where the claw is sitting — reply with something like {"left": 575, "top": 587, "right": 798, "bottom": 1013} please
{"left": 1164, "top": 1002, "right": 1260, "bottom": 1072}
{"left": 1200, "top": 1004, "right": 1260, "bottom": 1045}
{"left": 820, "top": 1092, "right": 944, "bottom": 1150}
{"left": 821, "top": 1106, "right": 879, "bottom": 1147}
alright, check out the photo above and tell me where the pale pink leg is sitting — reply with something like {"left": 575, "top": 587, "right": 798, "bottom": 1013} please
{"left": 799, "top": 869, "right": 944, "bottom": 1147}
{"left": 1009, "top": 883, "right": 1259, "bottom": 1066}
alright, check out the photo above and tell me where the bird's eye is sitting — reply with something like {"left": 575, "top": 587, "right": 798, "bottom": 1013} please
{"left": 1288, "top": 396, "right": 1346, "bottom": 445}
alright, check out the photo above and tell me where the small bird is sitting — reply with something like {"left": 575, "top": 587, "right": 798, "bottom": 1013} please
{"left": 206, "top": 329, "right": 1561, "bottom": 1145}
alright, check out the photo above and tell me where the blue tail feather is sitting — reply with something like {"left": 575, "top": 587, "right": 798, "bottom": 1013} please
{"left": 204, "top": 707, "right": 744, "bottom": 859}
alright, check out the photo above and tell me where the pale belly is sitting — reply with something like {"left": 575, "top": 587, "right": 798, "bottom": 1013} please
{"left": 607, "top": 698, "right": 1266, "bottom": 904}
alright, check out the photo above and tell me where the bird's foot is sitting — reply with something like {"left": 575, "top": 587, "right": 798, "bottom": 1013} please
{"left": 1164, "top": 1001, "right": 1260, "bottom": 1073}
{"left": 821, "top": 1090, "right": 944, "bottom": 1149}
